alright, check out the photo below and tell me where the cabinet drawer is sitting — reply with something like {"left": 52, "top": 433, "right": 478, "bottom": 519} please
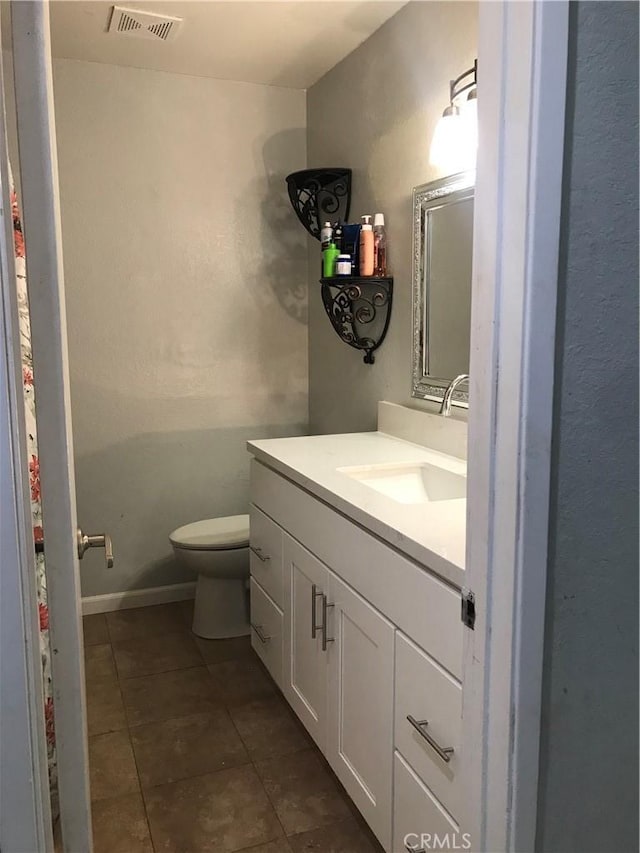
{"left": 393, "top": 752, "right": 461, "bottom": 853}
{"left": 250, "top": 505, "right": 283, "bottom": 607}
{"left": 250, "top": 577, "right": 283, "bottom": 689}
{"left": 395, "top": 632, "right": 461, "bottom": 818}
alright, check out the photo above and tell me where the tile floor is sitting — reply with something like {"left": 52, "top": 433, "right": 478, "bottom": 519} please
{"left": 83, "top": 601, "right": 384, "bottom": 853}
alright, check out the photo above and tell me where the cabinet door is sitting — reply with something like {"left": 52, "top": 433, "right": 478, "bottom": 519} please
{"left": 326, "top": 573, "right": 394, "bottom": 851}
{"left": 283, "top": 534, "right": 329, "bottom": 750}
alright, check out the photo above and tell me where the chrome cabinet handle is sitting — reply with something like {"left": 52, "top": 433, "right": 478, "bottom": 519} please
{"left": 77, "top": 529, "right": 114, "bottom": 568}
{"left": 250, "top": 545, "right": 270, "bottom": 563}
{"left": 250, "top": 622, "right": 271, "bottom": 644}
{"left": 321, "top": 594, "right": 334, "bottom": 651}
{"left": 406, "top": 715, "right": 454, "bottom": 764}
{"left": 311, "top": 584, "right": 323, "bottom": 638}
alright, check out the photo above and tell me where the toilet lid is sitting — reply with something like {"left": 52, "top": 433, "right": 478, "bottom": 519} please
{"left": 169, "top": 514, "right": 250, "bottom": 551}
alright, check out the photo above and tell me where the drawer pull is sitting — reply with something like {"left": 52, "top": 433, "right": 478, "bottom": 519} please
{"left": 407, "top": 715, "right": 454, "bottom": 763}
{"left": 321, "top": 594, "right": 334, "bottom": 651}
{"left": 311, "top": 584, "right": 323, "bottom": 639}
{"left": 251, "top": 623, "right": 271, "bottom": 644}
{"left": 250, "top": 546, "right": 270, "bottom": 563}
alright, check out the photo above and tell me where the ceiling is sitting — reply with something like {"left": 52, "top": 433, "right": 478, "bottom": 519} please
{"left": 41, "top": 1, "right": 406, "bottom": 89}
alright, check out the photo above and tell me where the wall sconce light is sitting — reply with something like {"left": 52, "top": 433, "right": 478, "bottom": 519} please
{"left": 430, "top": 59, "right": 478, "bottom": 174}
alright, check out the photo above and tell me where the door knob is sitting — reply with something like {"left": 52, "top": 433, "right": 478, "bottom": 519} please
{"left": 77, "top": 529, "right": 114, "bottom": 568}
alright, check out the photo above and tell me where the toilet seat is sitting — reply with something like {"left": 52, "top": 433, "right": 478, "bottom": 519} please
{"left": 169, "top": 514, "right": 249, "bottom": 551}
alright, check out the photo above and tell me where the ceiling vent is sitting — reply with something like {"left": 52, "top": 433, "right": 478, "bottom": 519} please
{"left": 108, "top": 6, "right": 183, "bottom": 42}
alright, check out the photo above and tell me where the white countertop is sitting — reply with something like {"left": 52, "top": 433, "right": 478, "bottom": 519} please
{"left": 247, "top": 431, "right": 466, "bottom": 589}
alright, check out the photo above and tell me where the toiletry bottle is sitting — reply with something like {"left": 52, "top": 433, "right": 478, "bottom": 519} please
{"left": 373, "top": 213, "right": 387, "bottom": 276}
{"left": 323, "top": 241, "right": 340, "bottom": 278}
{"left": 320, "top": 221, "right": 333, "bottom": 250}
{"left": 359, "top": 215, "right": 374, "bottom": 276}
{"left": 333, "top": 222, "right": 343, "bottom": 253}
{"left": 336, "top": 254, "right": 351, "bottom": 276}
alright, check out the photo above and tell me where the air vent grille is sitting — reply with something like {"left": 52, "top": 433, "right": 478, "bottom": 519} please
{"left": 108, "top": 6, "right": 183, "bottom": 42}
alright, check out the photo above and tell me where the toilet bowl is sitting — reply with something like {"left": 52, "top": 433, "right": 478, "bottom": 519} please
{"left": 169, "top": 514, "right": 250, "bottom": 639}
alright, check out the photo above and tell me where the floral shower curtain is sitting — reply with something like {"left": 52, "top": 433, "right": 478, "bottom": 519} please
{"left": 12, "top": 173, "right": 59, "bottom": 820}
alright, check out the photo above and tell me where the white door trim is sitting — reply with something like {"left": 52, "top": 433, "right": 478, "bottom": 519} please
{"left": 463, "top": 1, "right": 569, "bottom": 851}
{"left": 0, "top": 33, "right": 53, "bottom": 847}
{"left": 10, "top": 2, "right": 93, "bottom": 849}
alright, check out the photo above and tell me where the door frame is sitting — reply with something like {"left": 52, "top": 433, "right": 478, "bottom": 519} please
{"left": 0, "top": 26, "right": 53, "bottom": 848}
{"left": 3, "top": 1, "right": 93, "bottom": 850}
{"left": 0, "top": 0, "right": 570, "bottom": 850}
{"left": 463, "top": 1, "right": 569, "bottom": 851}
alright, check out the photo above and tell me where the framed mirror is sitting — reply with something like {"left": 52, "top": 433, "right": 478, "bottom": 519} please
{"left": 411, "top": 171, "right": 475, "bottom": 406}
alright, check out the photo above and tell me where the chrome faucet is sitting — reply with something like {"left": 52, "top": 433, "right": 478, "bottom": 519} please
{"left": 439, "top": 374, "right": 469, "bottom": 417}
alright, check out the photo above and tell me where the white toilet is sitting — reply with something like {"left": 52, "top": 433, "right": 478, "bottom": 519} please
{"left": 169, "top": 514, "right": 250, "bottom": 639}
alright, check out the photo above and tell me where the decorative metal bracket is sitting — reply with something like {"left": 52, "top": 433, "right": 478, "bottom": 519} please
{"left": 286, "top": 169, "right": 351, "bottom": 241}
{"left": 449, "top": 58, "right": 478, "bottom": 104}
{"left": 320, "top": 277, "right": 393, "bottom": 364}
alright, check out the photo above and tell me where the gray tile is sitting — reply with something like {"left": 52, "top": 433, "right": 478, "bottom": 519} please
{"left": 130, "top": 710, "right": 249, "bottom": 788}
{"left": 83, "top": 613, "right": 109, "bottom": 646}
{"left": 106, "top": 603, "right": 185, "bottom": 643}
{"left": 288, "top": 817, "right": 382, "bottom": 852}
{"left": 207, "top": 656, "right": 277, "bottom": 707}
{"left": 89, "top": 730, "right": 139, "bottom": 802}
{"left": 194, "top": 634, "right": 253, "bottom": 665}
{"left": 144, "top": 765, "right": 282, "bottom": 852}
{"left": 91, "top": 792, "right": 153, "bottom": 853}
{"left": 86, "top": 678, "right": 127, "bottom": 736}
{"left": 121, "top": 666, "right": 221, "bottom": 727}
{"left": 255, "top": 749, "right": 351, "bottom": 836}
{"left": 113, "top": 630, "right": 203, "bottom": 678}
{"left": 245, "top": 841, "right": 293, "bottom": 853}
{"left": 85, "top": 643, "right": 117, "bottom": 685}
{"left": 230, "top": 695, "right": 310, "bottom": 761}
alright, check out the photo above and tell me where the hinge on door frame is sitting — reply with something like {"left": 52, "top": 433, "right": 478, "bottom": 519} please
{"left": 461, "top": 588, "right": 476, "bottom": 629}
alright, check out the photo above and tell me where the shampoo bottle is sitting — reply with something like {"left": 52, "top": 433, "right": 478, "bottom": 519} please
{"left": 373, "top": 213, "right": 387, "bottom": 276}
{"left": 359, "top": 215, "right": 374, "bottom": 276}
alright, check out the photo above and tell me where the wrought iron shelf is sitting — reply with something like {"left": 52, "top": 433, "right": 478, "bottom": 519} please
{"left": 320, "top": 276, "right": 393, "bottom": 364}
{"left": 286, "top": 168, "right": 352, "bottom": 242}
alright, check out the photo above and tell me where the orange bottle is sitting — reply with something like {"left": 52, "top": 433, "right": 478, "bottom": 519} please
{"left": 359, "top": 215, "right": 374, "bottom": 276}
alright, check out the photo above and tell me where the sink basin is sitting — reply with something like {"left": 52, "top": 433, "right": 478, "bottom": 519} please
{"left": 338, "top": 461, "right": 466, "bottom": 504}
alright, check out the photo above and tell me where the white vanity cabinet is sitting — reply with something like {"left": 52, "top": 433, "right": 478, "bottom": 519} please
{"left": 249, "top": 458, "right": 464, "bottom": 853}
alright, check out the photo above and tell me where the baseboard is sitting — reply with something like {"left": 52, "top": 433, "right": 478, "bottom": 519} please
{"left": 81, "top": 581, "right": 196, "bottom": 615}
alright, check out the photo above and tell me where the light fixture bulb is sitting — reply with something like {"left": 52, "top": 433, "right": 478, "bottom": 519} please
{"left": 430, "top": 95, "right": 477, "bottom": 174}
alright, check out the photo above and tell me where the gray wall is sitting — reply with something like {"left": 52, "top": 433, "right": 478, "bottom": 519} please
{"left": 53, "top": 60, "right": 308, "bottom": 597}
{"left": 536, "top": 3, "right": 639, "bottom": 851}
{"left": 307, "top": 1, "right": 477, "bottom": 434}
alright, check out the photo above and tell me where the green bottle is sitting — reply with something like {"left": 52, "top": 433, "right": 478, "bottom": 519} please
{"left": 322, "top": 242, "right": 340, "bottom": 278}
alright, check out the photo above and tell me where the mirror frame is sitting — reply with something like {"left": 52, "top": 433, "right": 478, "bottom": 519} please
{"left": 411, "top": 170, "right": 475, "bottom": 406}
